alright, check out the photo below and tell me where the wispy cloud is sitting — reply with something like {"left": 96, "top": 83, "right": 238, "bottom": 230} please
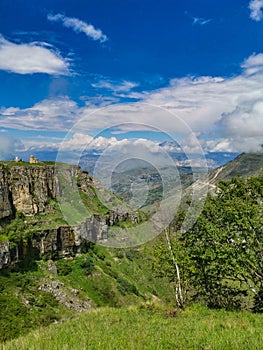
{"left": 80, "top": 95, "right": 120, "bottom": 107}
{"left": 0, "top": 131, "right": 15, "bottom": 160}
{"left": 192, "top": 17, "right": 212, "bottom": 26}
{"left": 47, "top": 13, "right": 108, "bottom": 42}
{"left": 0, "top": 97, "right": 78, "bottom": 130}
{"left": 241, "top": 52, "right": 263, "bottom": 75}
{"left": 249, "top": 0, "right": 263, "bottom": 21}
{"left": 92, "top": 79, "right": 138, "bottom": 92}
{"left": 92, "top": 79, "right": 140, "bottom": 99}
{"left": 0, "top": 35, "right": 70, "bottom": 75}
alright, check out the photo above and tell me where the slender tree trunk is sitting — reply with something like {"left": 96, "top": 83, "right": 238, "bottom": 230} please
{"left": 165, "top": 227, "right": 184, "bottom": 308}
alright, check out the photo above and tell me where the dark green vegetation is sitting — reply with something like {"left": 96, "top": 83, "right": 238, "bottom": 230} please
{"left": 3, "top": 303, "right": 263, "bottom": 350}
{"left": 0, "top": 267, "right": 70, "bottom": 342}
{"left": 153, "top": 174, "right": 263, "bottom": 312}
{"left": 184, "top": 176, "right": 263, "bottom": 311}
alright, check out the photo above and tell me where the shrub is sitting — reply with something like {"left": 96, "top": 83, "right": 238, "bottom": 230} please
{"left": 92, "top": 246, "right": 106, "bottom": 260}
{"left": 117, "top": 277, "right": 138, "bottom": 296}
{"left": 94, "top": 282, "right": 117, "bottom": 307}
{"left": 56, "top": 259, "right": 72, "bottom": 276}
{"left": 125, "top": 250, "right": 134, "bottom": 261}
{"left": 79, "top": 255, "right": 95, "bottom": 276}
{"left": 116, "top": 250, "right": 124, "bottom": 259}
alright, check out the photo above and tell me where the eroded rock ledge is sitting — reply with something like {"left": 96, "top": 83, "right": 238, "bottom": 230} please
{"left": 0, "top": 163, "right": 138, "bottom": 268}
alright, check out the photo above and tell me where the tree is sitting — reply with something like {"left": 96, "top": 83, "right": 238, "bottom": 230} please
{"left": 151, "top": 211, "right": 192, "bottom": 309}
{"left": 183, "top": 175, "right": 263, "bottom": 310}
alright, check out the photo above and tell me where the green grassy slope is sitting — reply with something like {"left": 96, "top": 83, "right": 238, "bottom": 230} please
{"left": 3, "top": 303, "right": 263, "bottom": 350}
{"left": 209, "top": 153, "right": 263, "bottom": 183}
{"left": 0, "top": 243, "right": 174, "bottom": 342}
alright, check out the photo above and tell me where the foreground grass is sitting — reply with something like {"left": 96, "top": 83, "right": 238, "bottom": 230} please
{"left": 3, "top": 303, "right": 263, "bottom": 350}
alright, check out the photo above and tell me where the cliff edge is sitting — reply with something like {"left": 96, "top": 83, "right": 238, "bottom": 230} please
{"left": 0, "top": 162, "right": 139, "bottom": 268}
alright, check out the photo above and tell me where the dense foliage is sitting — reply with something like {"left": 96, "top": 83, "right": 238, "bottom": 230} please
{"left": 153, "top": 175, "right": 263, "bottom": 311}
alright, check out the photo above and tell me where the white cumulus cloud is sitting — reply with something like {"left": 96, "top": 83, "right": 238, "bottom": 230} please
{"left": 0, "top": 35, "right": 70, "bottom": 75}
{"left": 249, "top": 0, "right": 263, "bottom": 21}
{"left": 2, "top": 52, "right": 263, "bottom": 154}
{"left": 220, "top": 101, "right": 263, "bottom": 138}
{"left": 47, "top": 13, "right": 108, "bottom": 42}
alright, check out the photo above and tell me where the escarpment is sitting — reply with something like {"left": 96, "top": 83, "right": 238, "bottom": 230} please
{"left": 0, "top": 165, "right": 58, "bottom": 218}
{"left": 0, "top": 162, "right": 139, "bottom": 268}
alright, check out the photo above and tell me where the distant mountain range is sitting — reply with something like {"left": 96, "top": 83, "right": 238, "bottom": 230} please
{"left": 16, "top": 142, "right": 240, "bottom": 172}
{"left": 107, "top": 152, "right": 263, "bottom": 209}
{"left": 79, "top": 149, "right": 240, "bottom": 175}
{"left": 84, "top": 139, "right": 239, "bottom": 170}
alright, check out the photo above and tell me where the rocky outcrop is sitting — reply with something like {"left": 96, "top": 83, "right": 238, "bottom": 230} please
{"left": 31, "top": 226, "right": 76, "bottom": 257}
{"left": 0, "top": 242, "right": 10, "bottom": 269}
{"left": 38, "top": 279, "right": 92, "bottom": 312}
{"left": 0, "top": 209, "right": 138, "bottom": 268}
{"left": 0, "top": 164, "right": 89, "bottom": 218}
{"left": 0, "top": 167, "right": 13, "bottom": 219}
{"left": 0, "top": 164, "right": 58, "bottom": 218}
{"left": 0, "top": 163, "right": 139, "bottom": 268}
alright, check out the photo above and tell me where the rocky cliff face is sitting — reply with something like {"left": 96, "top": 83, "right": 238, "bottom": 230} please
{"left": 0, "top": 164, "right": 59, "bottom": 219}
{"left": 0, "top": 166, "right": 13, "bottom": 219}
{"left": 0, "top": 163, "right": 138, "bottom": 268}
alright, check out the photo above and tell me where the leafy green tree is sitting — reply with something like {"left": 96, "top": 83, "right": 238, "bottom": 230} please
{"left": 183, "top": 175, "right": 263, "bottom": 310}
{"left": 152, "top": 222, "right": 192, "bottom": 308}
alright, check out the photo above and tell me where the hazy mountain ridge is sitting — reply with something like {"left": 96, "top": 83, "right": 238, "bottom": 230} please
{"left": 209, "top": 152, "right": 263, "bottom": 184}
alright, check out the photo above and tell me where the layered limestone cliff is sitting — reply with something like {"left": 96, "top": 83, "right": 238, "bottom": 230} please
{"left": 0, "top": 163, "right": 138, "bottom": 268}
{"left": 0, "top": 164, "right": 59, "bottom": 218}
{"left": 0, "top": 166, "right": 13, "bottom": 219}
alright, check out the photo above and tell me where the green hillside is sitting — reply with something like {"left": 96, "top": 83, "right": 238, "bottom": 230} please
{"left": 1, "top": 161, "right": 263, "bottom": 348}
{"left": 0, "top": 243, "right": 174, "bottom": 342}
{"left": 3, "top": 303, "right": 263, "bottom": 350}
{"left": 209, "top": 152, "right": 263, "bottom": 183}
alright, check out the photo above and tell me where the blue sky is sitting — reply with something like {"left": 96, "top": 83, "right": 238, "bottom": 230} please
{"left": 0, "top": 0, "right": 263, "bottom": 162}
